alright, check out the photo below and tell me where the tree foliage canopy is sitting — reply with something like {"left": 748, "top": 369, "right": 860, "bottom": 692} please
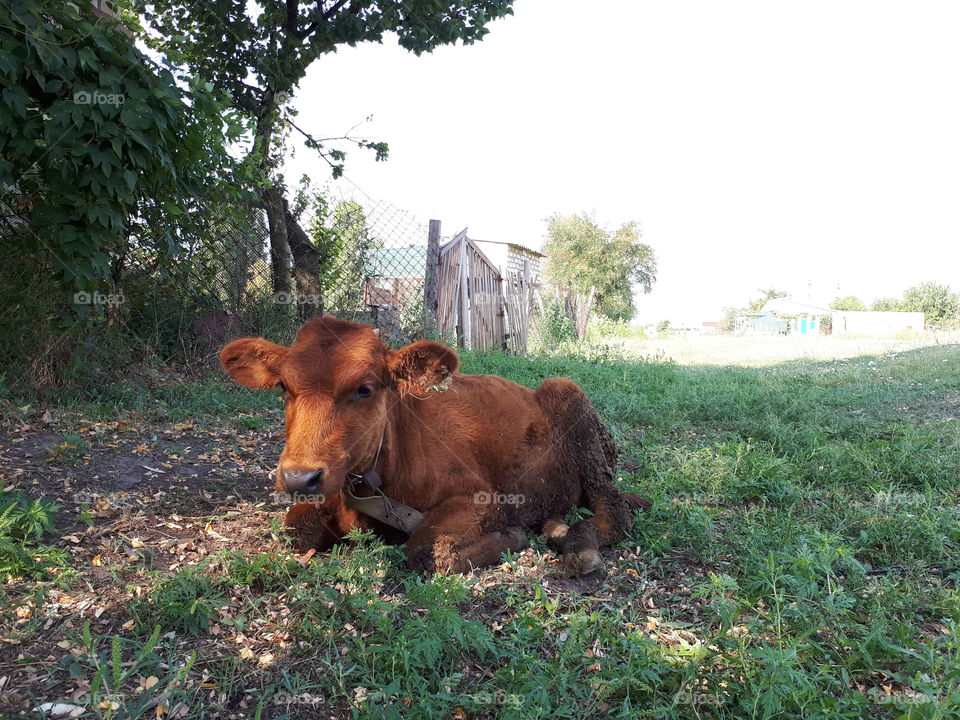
{"left": 868, "top": 282, "right": 958, "bottom": 325}
{"left": 747, "top": 288, "right": 787, "bottom": 313}
{"left": 138, "top": 0, "right": 514, "bottom": 176}
{"left": 543, "top": 213, "right": 657, "bottom": 324}
{"left": 900, "top": 281, "right": 959, "bottom": 325}
{"left": 0, "top": 0, "right": 242, "bottom": 291}
{"left": 830, "top": 295, "right": 867, "bottom": 312}
{"left": 870, "top": 297, "right": 902, "bottom": 312}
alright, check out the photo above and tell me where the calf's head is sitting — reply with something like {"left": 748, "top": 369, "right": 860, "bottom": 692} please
{"left": 220, "top": 316, "right": 458, "bottom": 498}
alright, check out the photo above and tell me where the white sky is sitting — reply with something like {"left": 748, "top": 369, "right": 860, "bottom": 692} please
{"left": 284, "top": 0, "right": 960, "bottom": 325}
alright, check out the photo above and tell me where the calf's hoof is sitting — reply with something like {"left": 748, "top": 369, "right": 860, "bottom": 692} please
{"left": 501, "top": 526, "right": 529, "bottom": 551}
{"left": 560, "top": 548, "right": 602, "bottom": 576}
{"left": 542, "top": 521, "right": 569, "bottom": 553}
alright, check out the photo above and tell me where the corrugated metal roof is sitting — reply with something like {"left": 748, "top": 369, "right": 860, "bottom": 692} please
{"left": 365, "top": 246, "right": 426, "bottom": 278}
{"left": 760, "top": 298, "right": 832, "bottom": 315}
{"left": 470, "top": 239, "right": 546, "bottom": 258}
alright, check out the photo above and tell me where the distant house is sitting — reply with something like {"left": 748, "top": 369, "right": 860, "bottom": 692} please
{"left": 753, "top": 299, "right": 925, "bottom": 336}
{"left": 831, "top": 310, "right": 924, "bottom": 336}
{"left": 757, "top": 299, "right": 832, "bottom": 336}
{"left": 736, "top": 311, "right": 789, "bottom": 336}
{"left": 363, "top": 246, "right": 426, "bottom": 307}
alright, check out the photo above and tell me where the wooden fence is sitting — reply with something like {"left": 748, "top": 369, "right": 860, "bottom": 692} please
{"left": 428, "top": 226, "right": 533, "bottom": 353}
{"left": 503, "top": 267, "right": 534, "bottom": 353}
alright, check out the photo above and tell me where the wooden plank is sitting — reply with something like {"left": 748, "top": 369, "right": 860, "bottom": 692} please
{"left": 458, "top": 235, "right": 471, "bottom": 349}
{"left": 502, "top": 269, "right": 531, "bottom": 354}
{"left": 435, "top": 230, "right": 468, "bottom": 338}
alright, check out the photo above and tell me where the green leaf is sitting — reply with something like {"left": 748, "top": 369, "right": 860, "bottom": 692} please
{"left": 120, "top": 102, "right": 153, "bottom": 130}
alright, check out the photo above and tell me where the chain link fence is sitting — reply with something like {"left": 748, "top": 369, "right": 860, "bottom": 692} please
{"left": 117, "top": 185, "right": 432, "bottom": 366}
{"left": 0, "top": 182, "right": 434, "bottom": 384}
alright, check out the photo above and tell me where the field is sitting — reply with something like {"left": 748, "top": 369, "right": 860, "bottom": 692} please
{"left": 1, "top": 335, "right": 959, "bottom": 719}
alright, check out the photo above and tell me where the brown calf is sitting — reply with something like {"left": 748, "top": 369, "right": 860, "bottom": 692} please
{"left": 220, "top": 316, "right": 645, "bottom": 575}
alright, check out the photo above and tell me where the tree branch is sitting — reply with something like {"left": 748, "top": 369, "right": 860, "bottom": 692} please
{"left": 239, "top": 80, "right": 266, "bottom": 95}
{"left": 286, "top": 0, "right": 325, "bottom": 40}
{"left": 322, "top": 0, "right": 350, "bottom": 20}
{"left": 285, "top": 117, "right": 385, "bottom": 157}
{"left": 285, "top": 0, "right": 300, "bottom": 34}
{"left": 285, "top": 118, "right": 347, "bottom": 174}
{"left": 302, "top": 0, "right": 368, "bottom": 40}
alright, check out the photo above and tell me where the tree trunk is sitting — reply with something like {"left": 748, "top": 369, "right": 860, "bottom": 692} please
{"left": 284, "top": 199, "right": 322, "bottom": 318}
{"left": 250, "top": 95, "right": 293, "bottom": 299}
{"left": 261, "top": 185, "right": 292, "bottom": 297}
{"left": 249, "top": 91, "right": 328, "bottom": 316}
{"left": 563, "top": 286, "right": 595, "bottom": 340}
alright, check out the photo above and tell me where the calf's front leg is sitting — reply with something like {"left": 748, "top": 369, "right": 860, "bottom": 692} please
{"left": 405, "top": 497, "right": 528, "bottom": 574}
{"left": 284, "top": 493, "right": 373, "bottom": 553}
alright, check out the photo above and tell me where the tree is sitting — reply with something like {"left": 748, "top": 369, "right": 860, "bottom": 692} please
{"left": 747, "top": 288, "right": 787, "bottom": 313}
{"left": 830, "top": 296, "right": 867, "bottom": 311}
{"left": 286, "top": 184, "right": 380, "bottom": 312}
{"left": 720, "top": 306, "right": 739, "bottom": 334}
{"left": 0, "top": 0, "right": 244, "bottom": 382}
{"left": 718, "top": 288, "right": 787, "bottom": 334}
{"left": 871, "top": 297, "right": 902, "bottom": 312}
{"left": 0, "top": 0, "right": 241, "bottom": 294}
{"left": 138, "top": 0, "right": 514, "bottom": 301}
{"left": 900, "top": 282, "right": 959, "bottom": 326}
{"left": 328, "top": 200, "right": 379, "bottom": 310}
{"left": 542, "top": 213, "right": 657, "bottom": 339}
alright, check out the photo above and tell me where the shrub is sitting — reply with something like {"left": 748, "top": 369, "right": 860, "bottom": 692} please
{"left": 529, "top": 297, "right": 576, "bottom": 352}
{"left": 0, "top": 492, "right": 65, "bottom": 578}
{"left": 130, "top": 567, "right": 227, "bottom": 635}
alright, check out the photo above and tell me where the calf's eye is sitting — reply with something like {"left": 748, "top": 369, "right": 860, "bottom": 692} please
{"left": 355, "top": 384, "right": 374, "bottom": 400}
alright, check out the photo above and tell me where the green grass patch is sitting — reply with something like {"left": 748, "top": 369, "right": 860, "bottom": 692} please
{"left": 8, "top": 338, "right": 960, "bottom": 718}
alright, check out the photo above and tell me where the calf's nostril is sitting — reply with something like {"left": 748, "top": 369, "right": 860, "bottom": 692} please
{"left": 304, "top": 470, "right": 322, "bottom": 492}
{"left": 282, "top": 468, "right": 323, "bottom": 493}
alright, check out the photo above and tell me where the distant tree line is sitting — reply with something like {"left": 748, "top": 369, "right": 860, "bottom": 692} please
{"left": 829, "top": 282, "right": 959, "bottom": 327}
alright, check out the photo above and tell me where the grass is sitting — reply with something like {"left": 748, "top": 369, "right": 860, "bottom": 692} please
{"left": 2, "top": 336, "right": 960, "bottom": 718}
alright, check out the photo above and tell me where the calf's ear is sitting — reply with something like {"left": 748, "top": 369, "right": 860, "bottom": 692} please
{"left": 387, "top": 341, "right": 459, "bottom": 393}
{"left": 220, "top": 337, "right": 289, "bottom": 389}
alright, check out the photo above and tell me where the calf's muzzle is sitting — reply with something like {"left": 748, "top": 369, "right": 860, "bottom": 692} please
{"left": 280, "top": 467, "right": 324, "bottom": 494}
